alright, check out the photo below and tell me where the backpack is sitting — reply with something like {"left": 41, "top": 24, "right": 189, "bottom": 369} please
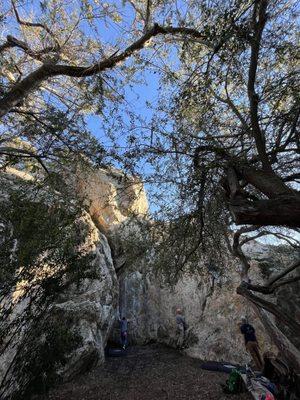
{"left": 222, "top": 370, "right": 245, "bottom": 394}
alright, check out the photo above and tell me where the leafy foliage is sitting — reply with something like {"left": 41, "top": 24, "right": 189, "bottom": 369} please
{"left": 13, "top": 315, "right": 82, "bottom": 400}
{"left": 0, "top": 173, "right": 96, "bottom": 398}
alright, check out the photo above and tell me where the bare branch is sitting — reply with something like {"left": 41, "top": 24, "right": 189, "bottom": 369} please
{"left": 237, "top": 282, "right": 300, "bottom": 334}
{"left": 0, "top": 23, "right": 214, "bottom": 118}
{"left": 0, "top": 146, "right": 49, "bottom": 173}
{"left": 268, "top": 259, "right": 300, "bottom": 287}
{"left": 245, "top": 276, "right": 300, "bottom": 295}
{"left": 1, "top": 35, "right": 58, "bottom": 60}
{"left": 11, "top": 0, "right": 60, "bottom": 48}
{"left": 145, "top": 0, "right": 152, "bottom": 31}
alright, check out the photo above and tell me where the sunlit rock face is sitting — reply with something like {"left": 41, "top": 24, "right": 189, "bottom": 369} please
{"left": 0, "top": 169, "right": 119, "bottom": 397}
{"left": 70, "top": 165, "right": 296, "bottom": 365}
{"left": 52, "top": 213, "right": 119, "bottom": 380}
{"left": 74, "top": 166, "right": 148, "bottom": 232}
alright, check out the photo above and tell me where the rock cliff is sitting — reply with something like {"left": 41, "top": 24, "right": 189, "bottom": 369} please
{"left": 116, "top": 256, "right": 276, "bottom": 364}
{"left": 77, "top": 168, "right": 298, "bottom": 365}
{"left": 0, "top": 164, "right": 298, "bottom": 398}
{"left": 0, "top": 169, "right": 119, "bottom": 398}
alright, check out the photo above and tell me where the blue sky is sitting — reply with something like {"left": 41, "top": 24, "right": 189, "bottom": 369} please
{"left": 3, "top": 0, "right": 299, "bottom": 244}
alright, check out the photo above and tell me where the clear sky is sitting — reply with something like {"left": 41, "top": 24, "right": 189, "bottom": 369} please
{"left": 2, "top": 0, "right": 299, "bottom": 245}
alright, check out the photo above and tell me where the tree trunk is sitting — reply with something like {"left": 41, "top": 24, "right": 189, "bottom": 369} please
{"left": 237, "top": 285, "right": 300, "bottom": 373}
{"left": 253, "top": 306, "right": 300, "bottom": 373}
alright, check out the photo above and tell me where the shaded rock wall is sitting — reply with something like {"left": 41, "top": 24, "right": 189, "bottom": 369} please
{"left": 116, "top": 264, "right": 274, "bottom": 364}
{"left": 114, "top": 239, "right": 299, "bottom": 364}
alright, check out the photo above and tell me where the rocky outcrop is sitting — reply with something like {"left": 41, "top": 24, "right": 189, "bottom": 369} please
{"left": 70, "top": 164, "right": 297, "bottom": 365}
{"left": 114, "top": 237, "right": 299, "bottom": 365}
{"left": 0, "top": 170, "right": 119, "bottom": 398}
{"left": 51, "top": 213, "right": 119, "bottom": 380}
{"left": 74, "top": 166, "right": 148, "bottom": 232}
{"left": 1, "top": 163, "right": 298, "bottom": 398}
{"left": 116, "top": 262, "right": 275, "bottom": 364}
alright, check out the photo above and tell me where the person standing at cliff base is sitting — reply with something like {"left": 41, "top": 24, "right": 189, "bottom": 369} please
{"left": 175, "top": 308, "right": 187, "bottom": 349}
{"left": 120, "top": 316, "right": 128, "bottom": 350}
{"left": 239, "top": 316, "right": 263, "bottom": 371}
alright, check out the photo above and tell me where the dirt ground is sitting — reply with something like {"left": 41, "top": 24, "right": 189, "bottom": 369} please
{"left": 42, "top": 344, "right": 252, "bottom": 400}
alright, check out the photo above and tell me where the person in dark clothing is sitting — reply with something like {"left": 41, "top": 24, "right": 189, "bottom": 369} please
{"left": 120, "top": 317, "right": 128, "bottom": 349}
{"left": 175, "top": 308, "right": 187, "bottom": 349}
{"left": 239, "top": 316, "right": 263, "bottom": 371}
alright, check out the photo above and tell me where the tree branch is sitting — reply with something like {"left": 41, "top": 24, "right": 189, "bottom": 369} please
{"left": 247, "top": 0, "right": 270, "bottom": 170}
{"left": 267, "top": 259, "right": 300, "bottom": 286}
{"left": 230, "top": 194, "right": 300, "bottom": 227}
{"left": 253, "top": 306, "right": 300, "bottom": 373}
{"left": 237, "top": 282, "right": 300, "bottom": 335}
{"left": 245, "top": 276, "right": 300, "bottom": 295}
{"left": 0, "top": 23, "right": 213, "bottom": 118}
{"left": 1, "top": 35, "right": 58, "bottom": 60}
{"left": 0, "top": 146, "right": 49, "bottom": 173}
{"left": 11, "top": 0, "right": 60, "bottom": 48}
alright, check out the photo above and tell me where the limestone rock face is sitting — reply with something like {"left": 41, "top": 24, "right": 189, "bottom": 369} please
{"left": 115, "top": 238, "right": 298, "bottom": 364}
{"left": 0, "top": 168, "right": 119, "bottom": 397}
{"left": 1, "top": 163, "right": 298, "bottom": 397}
{"left": 52, "top": 213, "right": 119, "bottom": 380}
{"left": 117, "top": 263, "right": 273, "bottom": 365}
{"left": 74, "top": 167, "right": 148, "bottom": 231}
{"left": 68, "top": 165, "right": 297, "bottom": 365}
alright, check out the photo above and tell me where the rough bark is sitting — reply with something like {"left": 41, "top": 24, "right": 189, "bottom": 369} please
{"left": 237, "top": 285, "right": 300, "bottom": 373}
{"left": 237, "top": 283, "right": 300, "bottom": 335}
{"left": 253, "top": 306, "right": 300, "bottom": 373}
{"left": 245, "top": 276, "right": 300, "bottom": 294}
{"left": 0, "top": 65, "right": 52, "bottom": 118}
{"left": 247, "top": 0, "right": 270, "bottom": 171}
{"left": 240, "top": 166, "right": 296, "bottom": 199}
{"left": 229, "top": 194, "right": 300, "bottom": 227}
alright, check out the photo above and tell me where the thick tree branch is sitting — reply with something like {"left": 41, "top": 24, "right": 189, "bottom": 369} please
{"left": 0, "top": 24, "right": 213, "bottom": 118}
{"left": 237, "top": 282, "right": 300, "bottom": 334}
{"left": 244, "top": 276, "right": 300, "bottom": 295}
{"left": 0, "top": 40, "right": 15, "bottom": 53}
{"left": 239, "top": 259, "right": 300, "bottom": 295}
{"left": 230, "top": 194, "right": 300, "bottom": 227}
{"left": 253, "top": 306, "right": 300, "bottom": 373}
{"left": 240, "top": 166, "right": 296, "bottom": 199}
{"left": 268, "top": 259, "right": 300, "bottom": 286}
{"left": 247, "top": 0, "right": 270, "bottom": 170}
{"left": 283, "top": 173, "right": 300, "bottom": 182}
{"left": 231, "top": 225, "right": 260, "bottom": 279}
{"left": 145, "top": 0, "right": 151, "bottom": 31}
